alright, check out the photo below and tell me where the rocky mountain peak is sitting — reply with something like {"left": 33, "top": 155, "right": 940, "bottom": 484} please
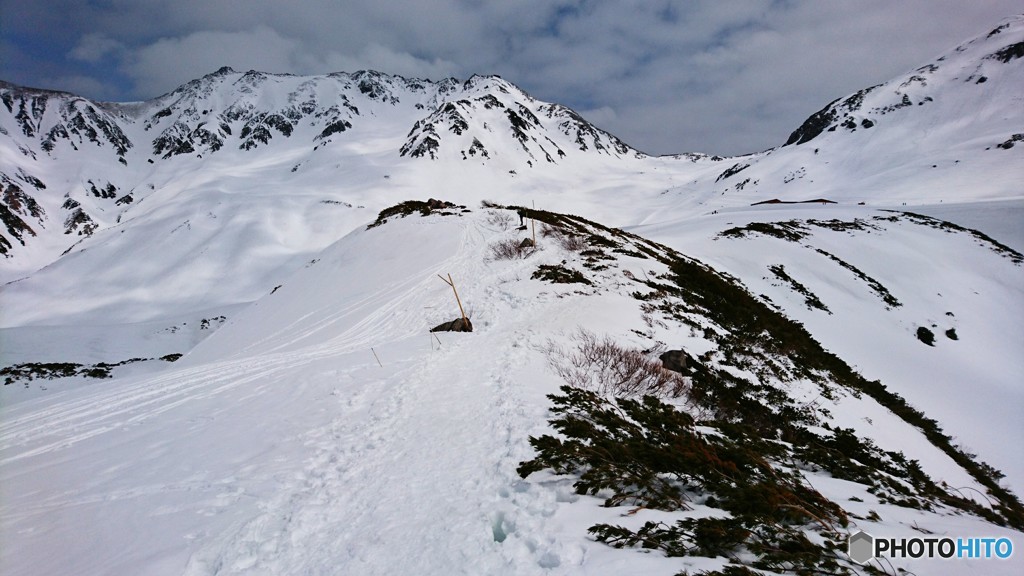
{"left": 0, "top": 66, "right": 647, "bottom": 263}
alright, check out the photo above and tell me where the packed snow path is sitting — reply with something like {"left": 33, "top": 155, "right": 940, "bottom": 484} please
{"left": 181, "top": 330, "right": 556, "bottom": 575}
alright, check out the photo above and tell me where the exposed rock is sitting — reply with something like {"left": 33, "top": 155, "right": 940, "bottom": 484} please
{"left": 64, "top": 207, "right": 97, "bottom": 236}
{"left": 2, "top": 180, "right": 45, "bottom": 220}
{"left": 659, "top": 349, "right": 689, "bottom": 374}
{"left": 0, "top": 203, "right": 34, "bottom": 252}
{"left": 988, "top": 41, "right": 1024, "bottom": 63}
{"left": 427, "top": 198, "right": 453, "bottom": 210}
{"left": 430, "top": 317, "right": 473, "bottom": 332}
{"left": 316, "top": 119, "right": 352, "bottom": 140}
{"left": 716, "top": 163, "right": 750, "bottom": 182}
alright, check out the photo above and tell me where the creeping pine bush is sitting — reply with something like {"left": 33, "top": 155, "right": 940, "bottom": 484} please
{"left": 532, "top": 264, "right": 591, "bottom": 285}
{"left": 517, "top": 387, "right": 853, "bottom": 575}
{"left": 543, "top": 329, "right": 688, "bottom": 398}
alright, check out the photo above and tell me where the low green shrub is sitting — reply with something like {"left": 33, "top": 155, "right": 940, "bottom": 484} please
{"left": 532, "top": 264, "right": 590, "bottom": 284}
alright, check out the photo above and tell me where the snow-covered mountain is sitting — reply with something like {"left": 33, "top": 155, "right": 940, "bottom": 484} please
{"left": 2, "top": 13, "right": 1021, "bottom": 289}
{"left": 0, "top": 67, "right": 638, "bottom": 273}
{"left": 1, "top": 14, "right": 1023, "bottom": 576}
{"left": 667, "top": 15, "right": 1024, "bottom": 209}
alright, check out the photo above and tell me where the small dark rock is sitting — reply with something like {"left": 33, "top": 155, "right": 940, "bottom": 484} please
{"left": 431, "top": 317, "right": 473, "bottom": 333}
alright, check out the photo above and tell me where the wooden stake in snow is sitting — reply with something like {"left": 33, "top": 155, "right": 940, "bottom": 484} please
{"left": 437, "top": 273, "right": 467, "bottom": 324}
{"left": 531, "top": 200, "right": 537, "bottom": 246}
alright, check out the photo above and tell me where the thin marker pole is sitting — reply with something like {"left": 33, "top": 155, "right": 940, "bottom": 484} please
{"left": 437, "top": 273, "right": 467, "bottom": 323}
{"left": 531, "top": 200, "right": 536, "bottom": 245}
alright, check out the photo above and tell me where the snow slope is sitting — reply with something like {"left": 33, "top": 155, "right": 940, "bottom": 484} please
{"left": 0, "top": 212, "right": 673, "bottom": 575}
{"left": 2, "top": 14, "right": 1021, "bottom": 325}
{"left": 3, "top": 208, "right": 1022, "bottom": 575}
{"left": 634, "top": 202, "right": 1024, "bottom": 493}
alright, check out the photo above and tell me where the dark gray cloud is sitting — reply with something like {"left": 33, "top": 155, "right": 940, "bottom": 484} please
{"left": 1, "top": 1, "right": 1020, "bottom": 155}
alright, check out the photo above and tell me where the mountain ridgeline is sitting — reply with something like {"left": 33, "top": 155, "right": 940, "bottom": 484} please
{"left": 2, "top": 15, "right": 1024, "bottom": 271}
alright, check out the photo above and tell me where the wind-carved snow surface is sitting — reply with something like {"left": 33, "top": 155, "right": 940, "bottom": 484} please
{"left": 2, "top": 14, "right": 1024, "bottom": 576}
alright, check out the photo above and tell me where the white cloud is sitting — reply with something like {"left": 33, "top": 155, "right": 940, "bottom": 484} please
{"left": 500, "top": 1, "right": 1024, "bottom": 155}
{"left": 43, "top": 75, "right": 121, "bottom": 101}
{"left": 578, "top": 105, "right": 617, "bottom": 130}
{"left": 121, "top": 26, "right": 299, "bottom": 96}
{"left": 69, "top": 33, "right": 126, "bottom": 64}
{"left": 113, "top": 26, "right": 461, "bottom": 98}
{"left": 311, "top": 44, "right": 459, "bottom": 80}
{"left": 6, "top": 0, "right": 1022, "bottom": 154}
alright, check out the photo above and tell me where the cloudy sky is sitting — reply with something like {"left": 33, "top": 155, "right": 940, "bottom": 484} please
{"left": 1, "top": 1, "right": 1020, "bottom": 156}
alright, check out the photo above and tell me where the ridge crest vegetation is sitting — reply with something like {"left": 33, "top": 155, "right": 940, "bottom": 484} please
{"left": 511, "top": 206, "right": 1022, "bottom": 574}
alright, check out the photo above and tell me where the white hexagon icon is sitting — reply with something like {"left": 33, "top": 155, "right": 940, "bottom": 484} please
{"left": 848, "top": 531, "right": 875, "bottom": 565}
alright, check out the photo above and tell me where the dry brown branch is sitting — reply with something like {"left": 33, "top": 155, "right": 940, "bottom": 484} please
{"left": 543, "top": 329, "right": 690, "bottom": 398}
{"left": 489, "top": 238, "right": 535, "bottom": 260}
{"left": 485, "top": 210, "right": 514, "bottom": 230}
{"left": 540, "top": 223, "right": 587, "bottom": 252}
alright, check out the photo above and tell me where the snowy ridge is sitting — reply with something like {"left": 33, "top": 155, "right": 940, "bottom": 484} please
{"left": 2, "top": 206, "right": 1022, "bottom": 575}
{"left": 400, "top": 75, "right": 635, "bottom": 163}
{"left": 2, "top": 14, "right": 1021, "bottom": 286}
